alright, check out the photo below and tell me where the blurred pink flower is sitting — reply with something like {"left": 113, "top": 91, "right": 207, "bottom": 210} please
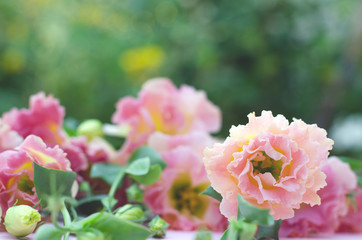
{"left": 280, "top": 157, "right": 357, "bottom": 237}
{"left": 2, "top": 92, "right": 67, "bottom": 146}
{"left": 144, "top": 132, "right": 227, "bottom": 231}
{"left": 1, "top": 92, "right": 92, "bottom": 173}
{"left": 0, "top": 122, "right": 23, "bottom": 152}
{"left": 112, "top": 78, "right": 221, "bottom": 164}
{"left": 338, "top": 190, "right": 362, "bottom": 233}
{"left": 0, "top": 135, "right": 71, "bottom": 217}
{"left": 203, "top": 111, "right": 333, "bottom": 220}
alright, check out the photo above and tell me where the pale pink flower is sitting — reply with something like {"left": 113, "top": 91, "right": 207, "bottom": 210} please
{"left": 0, "top": 135, "right": 71, "bottom": 217}
{"left": 280, "top": 157, "right": 357, "bottom": 237}
{"left": 338, "top": 190, "right": 362, "bottom": 233}
{"left": 144, "top": 132, "right": 227, "bottom": 231}
{"left": 203, "top": 111, "right": 333, "bottom": 220}
{"left": 112, "top": 78, "right": 221, "bottom": 163}
{"left": 0, "top": 121, "right": 23, "bottom": 152}
{"left": 2, "top": 92, "right": 67, "bottom": 146}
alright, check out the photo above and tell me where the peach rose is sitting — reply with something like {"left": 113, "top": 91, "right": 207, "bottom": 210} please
{"left": 203, "top": 111, "right": 333, "bottom": 220}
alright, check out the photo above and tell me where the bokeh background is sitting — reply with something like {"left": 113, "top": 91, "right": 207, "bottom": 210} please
{"left": 1, "top": 0, "right": 362, "bottom": 157}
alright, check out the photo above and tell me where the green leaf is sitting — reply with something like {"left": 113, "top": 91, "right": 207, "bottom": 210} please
{"left": 220, "top": 229, "right": 229, "bottom": 240}
{"left": 101, "top": 197, "right": 118, "bottom": 211}
{"left": 90, "top": 163, "right": 125, "bottom": 185}
{"left": 237, "top": 194, "right": 274, "bottom": 226}
{"left": 33, "top": 162, "right": 76, "bottom": 208}
{"left": 227, "top": 219, "right": 258, "bottom": 240}
{"left": 77, "top": 212, "right": 150, "bottom": 240}
{"left": 129, "top": 146, "right": 166, "bottom": 169}
{"left": 130, "top": 164, "right": 162, "bottom": 185}
{"left": 200, "top": 185, "right": 222, "bottom": 202}
{"left": 33, "top": 224, "right": 65, "bottom": 240}
{"left": 126, "top": 157, "right": 151, "bottom": 176}
{"left": 256, "top": 219, "right": 282, "bottom": 240}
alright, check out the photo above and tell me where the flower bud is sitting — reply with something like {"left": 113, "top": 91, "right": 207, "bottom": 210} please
{"left": 149, "top": 215, "right": 169, "bottom": 238}
{"left": 115, "top": 204, "right": 144, "bottom": 222}
{"left": 77, "top": 119, "right": 103, "bottom": 140}
{"left": 126, "top": 183, "right": 144, "bottom": 202}
{"left": 4, "top": 205, "right": 41, "bottom": 237}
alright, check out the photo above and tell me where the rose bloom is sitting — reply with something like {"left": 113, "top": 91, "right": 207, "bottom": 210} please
{"left": 203, "top": 111, "right": 334, "bottom": 220}
{"left": 0, "top": 121, "right": 23, "bottom": 152}
{"left": 0, "top": 135, "right": 71, "bottom": 217}
{"left": 144, "top": 132, "right": 227, "bottom": 231}
{"left": 280, "top": 157, "right": 357, "bottom": 237}
{"left": 112, "top": 78, "right": 221, "bottom": 164}
{"left": 2, "top": 92, "right": 67, "bottom": 146}
{"left": 1, "top": 92, "right": 117, "bottom": 173}
{"left": 338, "top": 190, "right": 362, "bottom": 233}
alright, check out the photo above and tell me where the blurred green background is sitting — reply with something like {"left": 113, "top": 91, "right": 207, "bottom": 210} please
{"left": 1, "top": 0, "right": 362, "bottom": 156}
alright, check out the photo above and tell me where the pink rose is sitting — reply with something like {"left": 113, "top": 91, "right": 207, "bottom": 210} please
{"left": 112, "top": 78, "right": 221, "bottom": 164}
{"left": 0, "top": 135, "right": 71, "bottom": 217}
{"left": 2, "top": 92, "right": 67, "bottom": 146}
{"left": 203, "top": 111, "right": 333, "bottom": 220}
{"left": 338, "top": 190, "right": 362, "bottom": 232}
{"left": 1, "top": 92, "right": 91, "bottom": 173}
{"left": 144, "top": 132, "right": 227, "bottom": 231}
{"left": 280, "top": 157, "right": 357, "bottom": 237}
{"left": 0, "top": 122, "right": 23, "bottom": 152}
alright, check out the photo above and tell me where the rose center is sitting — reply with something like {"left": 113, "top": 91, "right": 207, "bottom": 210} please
{"left": 17, "top": 175, "right": 35, "bottom": 195}
{"left": 251, "top": 151, "right": 283, "bottom": 179}
{"left": 169, "top": 175, "right": 209, "bottom": 218}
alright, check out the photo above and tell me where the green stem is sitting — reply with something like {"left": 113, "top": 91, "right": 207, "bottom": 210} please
{"left": 61, "top": 201, "right": 72, "bottom": 240}
{"left": 109, "top": 170, "right": 125, "bottom": 198}
{"left": 105, "top": 169, "right": 125, "bottom": 212}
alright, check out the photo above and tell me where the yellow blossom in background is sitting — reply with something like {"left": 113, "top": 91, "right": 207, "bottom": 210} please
{"left": 1, "top": 49, "right": 25, "bottom": 73}
{"left": 120, "top": 45, "right": 165, "bottom": 75}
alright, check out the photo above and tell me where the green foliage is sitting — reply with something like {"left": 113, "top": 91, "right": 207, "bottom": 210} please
{"left": 128, "top": 146, "right": 166, "bottom": 185}
{"left": 256, "top": 220, "right": 282, "bottom": 240}
{"left": 33, "top": 162, "right": 76, "bottom": 208}
{"left": 125, "top": 157, "right": 151, "bottom": 175}
{"left": 33, "top": 225, "right": 64, "bottom": 240}
{"left": 80, "top": 213, "right": 150, "bottom": 240}
{"left": 200, "top": 185, "right": 222, "bottom": 202}
{"left": 129, "top": 146, "right": 167, "bottom": 170}
{"left": 90, "top": 163, "right": 125, "bottom": 185}
{"left": 237, "top": 194, "right": 274, "bottom": 226}
{"left": 221, "top": 194, "right": 279, "bottom": 240}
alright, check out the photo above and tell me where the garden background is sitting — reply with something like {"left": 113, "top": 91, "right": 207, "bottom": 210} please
{"left": 1, "top": 0, "right": 362, "bottom": 158}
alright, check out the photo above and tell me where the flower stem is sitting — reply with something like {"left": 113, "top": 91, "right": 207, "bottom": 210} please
{"left": 105, "top": 168, "right": 125, "bottom": 212}
{"left": 61, "top": 201, "right": 72, "bottom": 240}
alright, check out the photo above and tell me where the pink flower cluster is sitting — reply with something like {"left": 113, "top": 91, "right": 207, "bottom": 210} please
{"left": 112, "top": 78, "right": 221, "bottom": 164}
{"left": 0, "top": 92, "right": 116, "bottom": 217}
{"left": 113, "top": 78, "right": 227, "bottom": 231}
{"left": 203, "top": 111, "right": 334, "bottom": 220}
{"left": 2, "top": 78, "right": 362, "bottom": 237}
{"left": 280, "top": 156, "right": 357, "bottom": 237}
{"left": 144, "top": 132, "right": 228, "bottom": 231}
{"left": 0, "top": 135, "right": 71, "bottom": 217}
{"left": 1, "top": 92, "right": 116, "bottom": 173}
